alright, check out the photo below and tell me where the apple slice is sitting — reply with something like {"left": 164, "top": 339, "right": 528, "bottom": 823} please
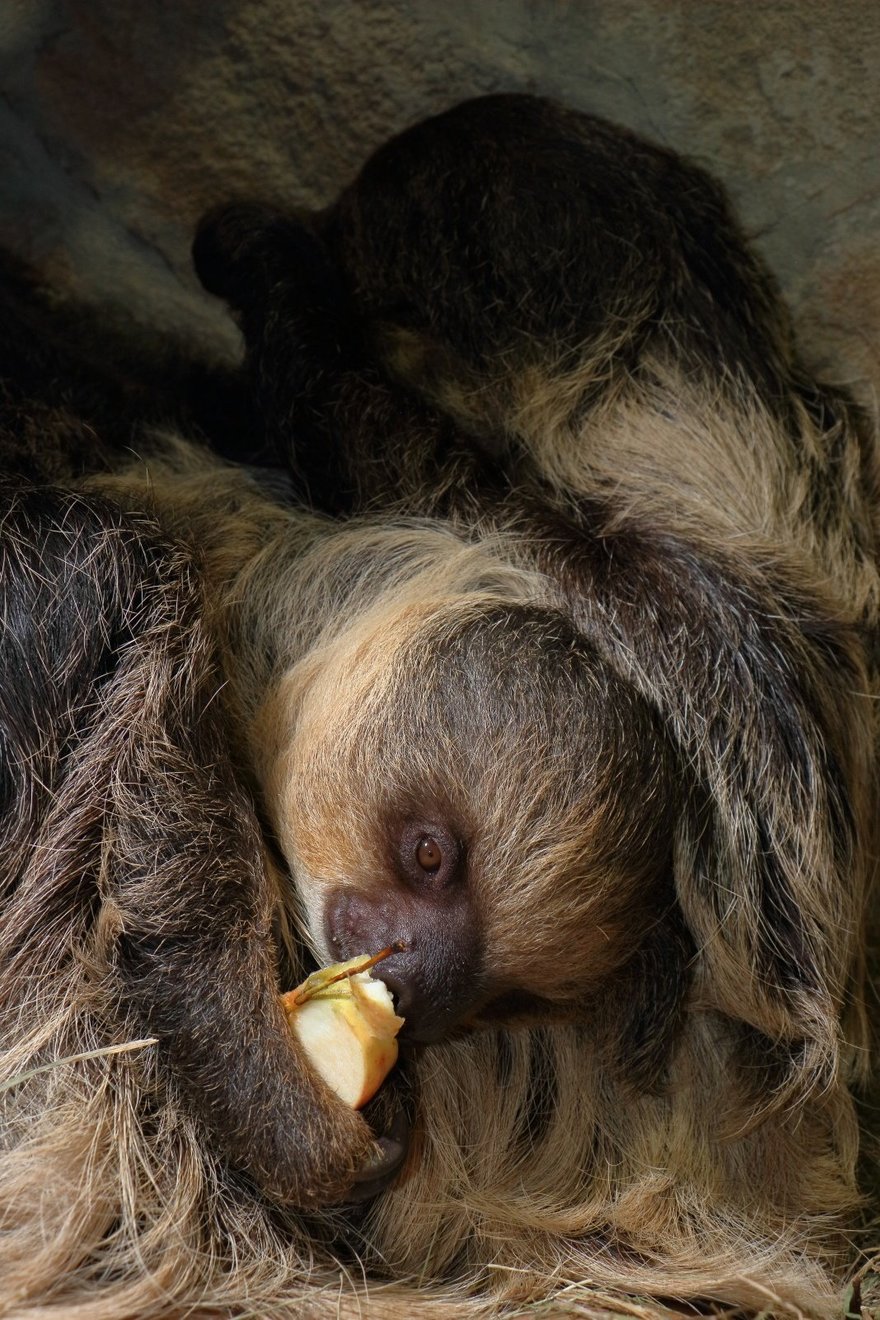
{"left": 280, "top": 948, "right": 405, "bottom": 1109}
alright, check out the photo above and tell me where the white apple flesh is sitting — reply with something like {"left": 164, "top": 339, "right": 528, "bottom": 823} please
{"left": 280, "top": 953, "right": 405, "bottom": 1109}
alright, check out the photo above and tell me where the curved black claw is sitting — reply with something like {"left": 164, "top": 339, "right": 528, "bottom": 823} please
{"left": 346, "top": 1107, "right": 410, "bottom": 1203}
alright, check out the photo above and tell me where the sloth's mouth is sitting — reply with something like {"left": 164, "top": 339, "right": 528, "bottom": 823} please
{"left": 468, "top": 988, "right": 576, "bottom": 1027}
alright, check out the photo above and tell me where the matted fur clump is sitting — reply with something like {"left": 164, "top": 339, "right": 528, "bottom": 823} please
{"left": 0, "top": 94, "right": 878, "bottom": 1318}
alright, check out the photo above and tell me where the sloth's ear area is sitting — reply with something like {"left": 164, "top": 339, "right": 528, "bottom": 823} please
{"left": 672, "top": 775, "right": 844, "bottom": 1108}
{"left": 608, "top": 907, "right": 694, "bottom": 1093}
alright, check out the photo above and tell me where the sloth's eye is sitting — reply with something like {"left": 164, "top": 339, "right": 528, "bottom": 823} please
{"left": 398, "top": 821, "right": 460, "bottom": 888}
{"left": 416, "top": 836, "right": 443, "bottom": 871}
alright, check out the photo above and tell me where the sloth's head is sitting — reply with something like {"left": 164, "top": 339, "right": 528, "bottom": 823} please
{"left": 256, "top": 597, "right": 679, "bottom": 1044}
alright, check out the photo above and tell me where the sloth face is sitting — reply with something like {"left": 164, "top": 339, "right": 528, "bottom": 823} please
{"left": 258, "top": 599, "right": 679, "bottom": 1043}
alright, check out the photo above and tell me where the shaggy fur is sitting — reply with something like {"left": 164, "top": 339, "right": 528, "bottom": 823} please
{"left": 0, "top": 94, "right": 878, "bottom": 1318}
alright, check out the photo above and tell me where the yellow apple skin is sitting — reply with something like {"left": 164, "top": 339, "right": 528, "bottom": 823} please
{"left": 280, "top": 958, "right": 405, "bottom": 1109}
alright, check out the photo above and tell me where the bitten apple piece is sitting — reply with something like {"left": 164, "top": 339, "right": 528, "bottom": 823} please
{"left": 280, "top": 949, "right": 405, "bottom": 1109}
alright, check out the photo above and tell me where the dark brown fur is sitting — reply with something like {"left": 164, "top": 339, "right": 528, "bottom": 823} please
{"left": 0, "top": 94, "right": 877, "bottom": 1317}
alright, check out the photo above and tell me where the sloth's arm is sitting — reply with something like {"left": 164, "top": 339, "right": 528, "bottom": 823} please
{"left": 529, "top": 500, "right": 871, "bottom": 1101}
{"left": 0, "top": 479, "right": 401, "bottom": 1209}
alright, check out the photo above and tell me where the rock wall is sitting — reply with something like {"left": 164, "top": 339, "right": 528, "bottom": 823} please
{"left": 1, "top": 0, "right": 877, "bottom": 392}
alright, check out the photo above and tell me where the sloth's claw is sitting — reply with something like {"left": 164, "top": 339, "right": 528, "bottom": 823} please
{"left": 346, "top": 1108, "right": 409, "bottom": 1202}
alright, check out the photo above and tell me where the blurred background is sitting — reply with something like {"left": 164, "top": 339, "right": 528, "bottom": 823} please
{"left": 0, "top": 0, "right": 877, "bottom": 404}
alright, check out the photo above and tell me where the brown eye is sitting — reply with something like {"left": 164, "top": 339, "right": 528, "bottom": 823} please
{"left": 416, "top": 836, "right": 443, "bottom": 871}
{"left": 398, "top": 821, "right": 460, "bottom": 889}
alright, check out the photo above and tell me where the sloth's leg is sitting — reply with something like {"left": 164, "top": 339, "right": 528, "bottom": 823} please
{"left": 193, "top": 203, "right": 499, "bottom": 516}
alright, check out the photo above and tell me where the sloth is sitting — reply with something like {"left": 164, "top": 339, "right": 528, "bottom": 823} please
{"left": 0, "top": 94, "right": 878, "bottom": 1319}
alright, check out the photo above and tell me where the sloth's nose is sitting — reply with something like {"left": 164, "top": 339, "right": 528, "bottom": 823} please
{"left": 323, "top": 884, "right": 484, "bottom": 1043}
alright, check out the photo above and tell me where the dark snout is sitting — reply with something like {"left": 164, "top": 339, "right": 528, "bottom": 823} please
{"left": 324, "top": 884, "right": 484, "bottom": 1043}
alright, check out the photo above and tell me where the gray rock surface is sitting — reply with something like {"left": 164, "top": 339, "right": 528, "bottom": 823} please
{"left": 1, "top": 0, "right": 878, "bottom": 398}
